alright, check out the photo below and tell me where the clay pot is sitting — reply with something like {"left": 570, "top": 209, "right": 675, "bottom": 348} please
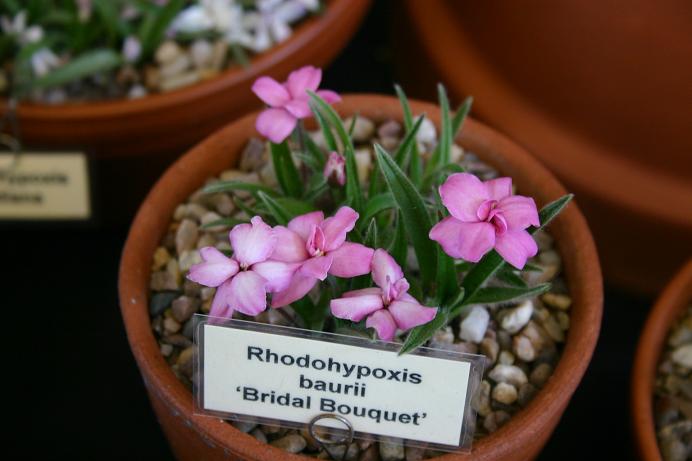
{"left": 0, "top": 0, "right": 370, "bottom": 158}
{"left": 631, "top": 259, "right": 692, "bottom": 461}
{"left": 403, "top": 0, "right": 692, "bottom": 294}
{"left": 119, "top": 95, "right": 602, "bottom": 460}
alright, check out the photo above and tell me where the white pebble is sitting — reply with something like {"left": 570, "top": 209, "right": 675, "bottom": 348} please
{"left": 500, "top": 300, "right": 534, "bottom": 334}
{"left": 671, "top": 344, "right": 692, "bottom": 368}
{"left": 488, "top": 364, "right": 528, "bottom": 387}
{"left": 459, "top": 306, "right": 490, "bottom": 343}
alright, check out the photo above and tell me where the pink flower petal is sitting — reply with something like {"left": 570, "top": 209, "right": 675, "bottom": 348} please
{"left": 270, "top": 272, "right": 318, "bottom": 308}
{"left": 255, "top": 108, "right": 297, "bottom": 143}
{"left": 288, "top": 211, "right": 325, "bottom": 240}
{"left": 439, "top": 173, "right": 489, "bottom": 222}
{"left": 227, "top": 270, "right": 268, "bottom": 316}
{"left": 371, "top": 248, "right": 404, "bottom": 291}
{"left": 498, "top": 195, "right": 540, "bottom": 230}
{"left": 284, "top": 99, "right": 312, "bottom": 119}
{"left": 484, "top": 177, "right": 513, "bottom": 201}
{"left": 324, "top": 152, "right": 346, "bottom": 186}
{"left": 319, "top": 206, "right": 358, "bottom": 251}
{"left": 388, "top": 300, "right": 438, "bottom": 331}
{"left": 429, "top": 217, "right": 495, "bottom": 262}
{"left": 186, "top": 247, "right": 239, "bottom": 287}
{"left": 209, "top": 280, "right": 234, "bottom": 319}
{"left": 365, "top": 309, "right": 397, "bottom": 341}
{"left": 251, "top": 261, "right": 300, "bottom": 292}
{"left": 328, "top": 242, "right": 374, "bottom": 277}
{"left": 330, "top": 294, "right": 384, "bottom": 322}
{"left": 271, "top": 226, "right": 309, "bottom": 262}
{"left": 251, "top": 76, "right": 291, "bottom": 107}
{"left": 316, "top": 90, "right": 341, "bottom": 104}
{"left": 494, "top": 229, "right": 538, "bottom": 270}
{"left": 299, "top": 254, "right": 333, "bottom": 281}
{"left": 286, "top": 65, "right": 321, "bottom": 99}
{"left": 229, "top": 216, "right": 276, "bottom": 267}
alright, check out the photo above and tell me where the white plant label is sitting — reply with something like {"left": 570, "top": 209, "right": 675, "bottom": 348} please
{"left": 0, "top": 152, "right": 90, "bottom": 219}
{"left": 195, "top": 318, "right": 483, "bottom": 449}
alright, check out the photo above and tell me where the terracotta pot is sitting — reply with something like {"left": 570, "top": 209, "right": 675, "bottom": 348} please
{"left": 403, "top": 0, "right": 692, "bottom": 294}
{"left": 119, "top": 95, "right": 603, "bottom": 460}
{"left": 631, "top": 259, "right": 692, "bottom": 461}
{"left": 0, "top": 0, "right": 370, "bottom": 158}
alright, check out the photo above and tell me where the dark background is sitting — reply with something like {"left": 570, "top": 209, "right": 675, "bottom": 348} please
{"left": 9, "top": 2, "right": 650, "bottom": 459}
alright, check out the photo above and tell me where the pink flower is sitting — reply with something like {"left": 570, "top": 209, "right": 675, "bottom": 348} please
{"left": 330, "top": 249, "right": 438, "bottom": 341}
{"left": 270, "top": 207, "right": 374, "bottom": 307}
{"left": 187, "top": 216, "right": 298, "bottom": 318}
{"left": 324, "top": 151, "right": 346, "bottom": 186}
{"left": 251, "top": 65, "right": 340, "bottom": 143}
{"left": 429, "top": 173, "right": 540, "bottom": 269}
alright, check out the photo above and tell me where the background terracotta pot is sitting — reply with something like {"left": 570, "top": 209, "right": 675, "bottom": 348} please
{"left": 119, "top": 95, "right": 603, "bottom": 460}
{"left": 0, "top": 0, "right": 370, "bottom": 224}
{"left": 401, "top": 0, "right": 692, "bottom": 295}
{"left": 631, "top": 259, "right": 692, "bottom": 461}
{"left": 0, "top": 0, "right": 370, "bottom": 158}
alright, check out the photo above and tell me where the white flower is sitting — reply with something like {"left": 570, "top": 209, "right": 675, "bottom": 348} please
{"left": 1, "top": 10, "right": 44, "bottom": 44}
{"left": 31, "top": 48, "right": 60, "bottom": 77}
{"left": 122, "top": 36, "right": 142, "bottom": 63}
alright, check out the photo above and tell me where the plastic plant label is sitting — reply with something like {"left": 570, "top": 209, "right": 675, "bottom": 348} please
{"left": 0, "top": 152, "right": 90, "bottom": 220}
{"left": 194, "top": 316, "right": 484, "bottom": 452}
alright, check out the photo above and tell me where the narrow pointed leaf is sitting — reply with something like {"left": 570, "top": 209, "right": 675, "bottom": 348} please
{"left": 203, "top": 180, "right": 277, "bottom": 195}
{"left": 451, "top": 96, "right": 473, "bottom": 137}
{"left": 398, "top": 309, "right": 449, "bottom": 355}
{"left": 200, "top": 217, "right": 247, "bottom": 229}
{"left": 33, "top": 49, "right": 122, "bottom": 89}
{"left": 360, "top": 192, "right": 395, "bottom": 228}
{"left": 394, "top": 115, "right": 425, "bottom": 168}
{"left": 270, "top": 140, "right": 303, "bottom": 198}
{"left": 257, "top": 191, "right": 291, "bottom": 225}
{"left": 375, "top": 144, "right": 437, "bottom": 289}
{"left": 389, "top": 211, "right": 408, "bottom": 269}
{"left": 394, "top": 84, "right": 422, "bottom": 186}
{"left": 461, "top": 283, "right": 550, "bottom": 308}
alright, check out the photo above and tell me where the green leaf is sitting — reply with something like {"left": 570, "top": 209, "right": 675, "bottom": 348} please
{"left": 200, "top": 217, "right": 247, "bottom": 229}
{"left": 463, "top": 283, "right": 551, "bottom": 306}
{"left": 313, "top": 108, "right": 338, "bottom": 152}
{"left": 274, "top": 197, "right": 316, "bottom": 217}
{"left": 394, "top": 84, "right": 422, "bottom": 186}
{"left": 375, "top": 144, "right": 437, "bottom": 289}
{"left": 497, "top": 267, "right": 528, "bottom": 288}
{"left": 33, "top": 49, "right": 122, "bottom": 89}
{"left": 232, "top": 196, "right": 263, "bottom": 218}
{"left": 230, "top": 43, "right": 250, "bottom": 67}
{"left": 533, "top": 194, "right": 574, "bottom": 230}
{"left": 303, "top": 133, "right": 326, "bottom": 169}
{"left": 203, "top": 180, "right": 277, "bottom": 195}
{"left": 270, "top": 140, "right": 303, "bottom": 198}
{"left": 437, "top": 84, "right": 452, "bottom": 166}
{"left": 393, "top": 115, "right": 425, "bottom": 169}
{"left": 308, "top": 91, "right": 364, "bottom": 213}
{"left": 139, "top": 0, "right": 184, "bottom": 58}
{"left": 388, "top": 211, "right": 408, "bottom": 269}
{"left": 435, "top": 247, "right": 458, "bottom": 305}
{"left": 257, "top": 191, "right": 291, "bottom": 225}
{"left": 360, "top": 192, "right": 395, "bottom": 228}
{"left": 363, "top": 218, "right": 379, "bottom": 248}
{"left": 398, "top": 309, "right": 449, "bottom": 355}
{"left": 451, "top": 96, "right": 473, "bottom": 138}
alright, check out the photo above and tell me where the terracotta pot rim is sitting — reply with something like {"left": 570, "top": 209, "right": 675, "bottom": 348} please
{"left": 631, "top": 259, "right": 692, "bottom": 461}
{"left": 405, "top": 0, "right": 692, "bottom": 229}
{"left": 119, "top": 94, "right": 603, "bottom": 460}
{"left": 0, "top": 0, "right": 366, "bottom": 119}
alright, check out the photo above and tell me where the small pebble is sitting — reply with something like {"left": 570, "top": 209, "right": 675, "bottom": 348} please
{"left": 270, "top": 434, "right": 307, "bottom": 453}
{"left": 492, "top": 382, "right": 518, "bottom": 405}
{"left": 379, "top": 438, "right": 405, "bottom": 461}
{"left": 488, "top": 364, "right": 528, "bottom": 387}
{"left": 542, "top": 292, "right": 572, "bottom": 310}
{"left": 459, "top": 306, "right": 490, "bottom": 343}
{"left": 500, "top": 300, "right": 533, "bottom": 334}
